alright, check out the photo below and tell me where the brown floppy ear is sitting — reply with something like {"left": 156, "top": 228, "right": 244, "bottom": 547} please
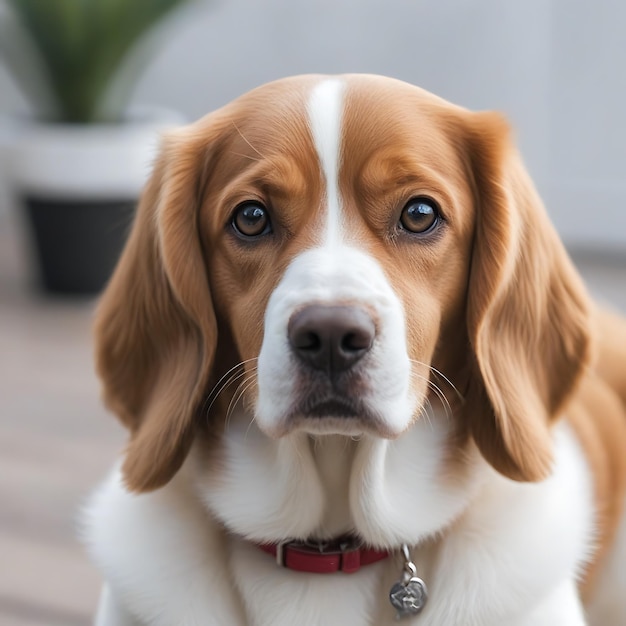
{"left": 463, "top": 112, "right": 592, "bottom": 482}
{"left": 94, "top": 127, "right": 217, "bottom": 492}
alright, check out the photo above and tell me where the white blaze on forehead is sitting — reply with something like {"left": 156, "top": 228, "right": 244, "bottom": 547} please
{"left": 307, "top": 78, "right": 345, "bottom": 246}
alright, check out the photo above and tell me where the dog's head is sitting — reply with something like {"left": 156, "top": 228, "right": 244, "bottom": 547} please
{"left": 95, "top": 75, "right": 591, "bottom": 493}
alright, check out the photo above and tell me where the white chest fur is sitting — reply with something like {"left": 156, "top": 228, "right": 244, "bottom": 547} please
{"left": 85, "top": 420, "right": 594, "bottom": 626}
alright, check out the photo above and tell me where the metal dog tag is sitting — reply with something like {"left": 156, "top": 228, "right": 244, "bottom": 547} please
{"left": 389, "top": 544, "right": 428, "bottom": 619}
{"left": 389, "top": 576, "right": 428, "bottom": 618}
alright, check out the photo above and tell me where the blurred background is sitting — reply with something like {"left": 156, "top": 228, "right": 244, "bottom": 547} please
{"left": 0, "top": 0, "right": 624, "bottom": 624}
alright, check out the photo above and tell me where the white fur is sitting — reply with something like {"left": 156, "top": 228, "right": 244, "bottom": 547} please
{"left": 85, "top": 464, "right": 246, "bottom": 625}
{"left": 86, "top": 422, "right": 596, "bottom": 625}
{"left": 413, "top": 423, "right": 594, "bottom": 626}
{"left": 510, "top": 579, "right": 586, "bottom": 626}
{"left": 307, "top": 78, "right": 345, "bottom": 246}
{"left": 199, "top": 404, "right": 473, "bottom": 544}
{"left": 586, "top": 514, "right": 626, "bottom": 625}
{"left": 94, "top": 585, "right": 139, "bottom": 626}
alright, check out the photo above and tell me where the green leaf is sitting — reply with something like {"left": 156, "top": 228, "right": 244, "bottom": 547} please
{"left": 2, "top": 0, "right": 192, "bottom": 123}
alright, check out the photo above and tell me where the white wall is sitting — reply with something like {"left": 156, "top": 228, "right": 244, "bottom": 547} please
{"left": 546, "top": 0, "right": 626, "bottom": 248}
{"left": 1, "top": 0, "right": 624, "bottom": 250}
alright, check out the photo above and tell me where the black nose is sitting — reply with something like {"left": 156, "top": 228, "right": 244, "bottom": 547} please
{"left": 288, "top": 305, "right": 376, "bottom": 374}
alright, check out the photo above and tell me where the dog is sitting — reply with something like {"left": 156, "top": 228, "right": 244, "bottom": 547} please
{"left": 84, "top": 74, "right": 626, "bottom": 625}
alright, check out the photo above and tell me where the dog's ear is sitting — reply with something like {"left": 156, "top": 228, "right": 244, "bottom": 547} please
{"left": 462, "top": 112, "right": 592, "bottom": 482}
{"left": 94, "top": 126, "right": 218, "bottom": 492}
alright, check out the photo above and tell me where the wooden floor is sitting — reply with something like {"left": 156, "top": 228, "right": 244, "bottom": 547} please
{"left": 0, "top": 211, "right": 125, "bottom": 626}
{"left": 0, "top": 209, "right": 624, "bottom": 626}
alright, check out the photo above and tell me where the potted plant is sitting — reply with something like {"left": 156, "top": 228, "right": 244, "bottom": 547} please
{"left": 0, "top": 0, "right": 190, "bottom": 294}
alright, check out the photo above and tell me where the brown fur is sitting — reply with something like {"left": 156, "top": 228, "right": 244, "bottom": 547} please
{"left": 94, "top": 127, "right": 220, "bottom": 491}
{"left": 462, "top": 111, "right": 592, "bottom": 482}
{"left": 569, "top": 308, "right": 626, "bottom": 596}
{"left": 93, "top": 75, "right": 626, "bottom": 594}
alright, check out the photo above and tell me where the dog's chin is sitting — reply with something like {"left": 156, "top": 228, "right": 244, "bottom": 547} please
{"left": 257, "top": 403, "right": 400, "bottom": 439}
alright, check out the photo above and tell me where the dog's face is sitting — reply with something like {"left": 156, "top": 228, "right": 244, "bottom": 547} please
{"left": 95, "top": 75, "right": 590, "bottom": 499}
{"left": 206, "top": 78, "right": 473, "bottom": 442}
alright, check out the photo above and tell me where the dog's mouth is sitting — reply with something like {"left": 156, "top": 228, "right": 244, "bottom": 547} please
{"left": 277, "top": 393, "right": 390, "bottom": 437}
{"left": 302, "top": 398, "right": 359, "bottom": 419}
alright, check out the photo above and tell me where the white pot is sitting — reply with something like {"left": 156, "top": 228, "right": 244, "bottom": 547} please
{"left": 6, "top": 106, "right": 184, "bottom": 200}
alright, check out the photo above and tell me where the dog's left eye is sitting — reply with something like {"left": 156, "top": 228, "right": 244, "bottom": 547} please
{"left": 232, "top": 202, "right": 272, "bottom": 238}
{"left": 399, "top": 197, "right": 441, "bottom": 234}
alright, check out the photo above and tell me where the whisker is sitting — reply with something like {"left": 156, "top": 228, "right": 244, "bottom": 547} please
{"left": 409, "top": 370, "right": 453, "bottom": 419}
{"left": 229, "top": 378, "right": 260, "bottom": 440}
{"left": 230, "top": 151, "right": 262, "bottom": 162}
{"left": 202, "top": 358, "right": 259, "bottom": 418}
{"left": 207, "top": 358, "right": 259, "bottom": 399}
{"left": 430, "top": 369, "right": 464, "bottom": 403}
{"left": 203, "top": 369, "right": 250, "bottom": 421}
{"left": 410, "top": 391, "right": 435, "bottom": 431}
{"left": 243, "top": 414, "right": 258, "bottom": 442}
{"left": 420, "top": 402, "right": 435, "bottom": 431}
{"left": 225, "top": 372, "right": 258, "bottom": 429}
{"left": 426, "top": 379, "right": 453, "bottom": 419}
{"left": 408, "top": 358, "right": 464, "bottom": 402}
{"left": 231, "top": 121, "right": 265, "bottom": 159}
{"left": 243, "top": 387, "right": 260, "bottom": 442}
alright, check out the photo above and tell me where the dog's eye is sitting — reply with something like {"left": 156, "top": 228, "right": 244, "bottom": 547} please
{"left": 232, "top": 202, "right": 271, "bottom": 238}
{"left": 399, "top": 198, "right": 440, "bottom": 234}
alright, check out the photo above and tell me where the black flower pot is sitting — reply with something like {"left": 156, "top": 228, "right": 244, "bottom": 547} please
{"left": 24, "top": 196, "right": 135, "bottom": 294}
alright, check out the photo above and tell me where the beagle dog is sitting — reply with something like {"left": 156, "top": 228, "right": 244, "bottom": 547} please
{"left": 85, "top": 75, "right": 626, "bottom": 626}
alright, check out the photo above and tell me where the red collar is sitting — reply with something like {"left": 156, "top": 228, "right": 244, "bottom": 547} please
{"left": 257, "top": 536, "right": 389, "bottom": 574}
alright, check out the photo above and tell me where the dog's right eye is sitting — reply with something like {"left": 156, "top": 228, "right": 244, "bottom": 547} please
{"left": 399, "top": 197, "right": 441, "bottom": 235}
{"left": 231, "top": 202, "right": 272, "bottom": 238}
